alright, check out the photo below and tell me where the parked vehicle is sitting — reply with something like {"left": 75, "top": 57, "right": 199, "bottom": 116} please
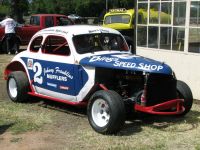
{"left": 4, "top": 25, "right": 193, "bottom": 134}
{"left": 0, "top": 14, "right": 74, "bottom": 53}
{"left": 68, "top": 14, "right": 82, "bottom": 20}
{"left": 103, "top": 8, "right": 134, "bottom": 49}
{"left": 103, "top": 8, "right": 171, "bottom": 49}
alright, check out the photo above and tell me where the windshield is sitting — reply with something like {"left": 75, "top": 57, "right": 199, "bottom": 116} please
{"left": 73, "top": 33, "right": 129, "bottom": 54}
{"left": 104, "top": 14, "right": 131, "bottom": 24}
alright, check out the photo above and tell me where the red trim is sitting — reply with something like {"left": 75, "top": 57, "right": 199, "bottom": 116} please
{"left": 29, "top": 80, "right": 35, "bottom": 92}
{"left": 4, "top": 69, "right": 10, "bottom": 80}
{"left": 28, "top": 79, "right": 87, "bottom": 107}
{"left": 99, "top": 84, "right": 108, "bottom": 91}
{"left": 52, "top": 41, "right": 68, "bottom": 52}
{"left": 28, "top": 92, "right": 87, "bottom": 107}
{"left": 134, "top": 99, "right": 185, "bottom": 115}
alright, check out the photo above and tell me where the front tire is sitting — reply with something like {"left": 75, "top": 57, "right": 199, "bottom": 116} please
{"left": 87, "top": 90, "right": 125, "bottom": 134}
{"left": 7, "top": 71, "right": 29, "bottom": 102}
{"left": 176, "top": 80, "right": 193, "bottom": 116}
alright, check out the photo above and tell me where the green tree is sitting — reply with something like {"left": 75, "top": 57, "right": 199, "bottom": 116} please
{"left": 0, "top": 5, "right": 9, "bottom": 20}
{"left": 29, "top": 0, "right": 134, "bottom": 17}
{"left": 30, "top": 0, "right": 47, "bottom": 14}
{"left": 0, "top": 0, "right": 29, "bottom": 23}
{"left": 30, "top": 0, "right": 73, "bottom": 14}
{"left": 74, "top": 0, "right": 105, "bottom": 17}
{"left": 0, "top": 0, "right": 10, "bottom": 19}
{"left": 109, "top": 0, "right": 134, "bottom": 9}
{"left": 10, "top": 0, "right": 29, "bottom": 23}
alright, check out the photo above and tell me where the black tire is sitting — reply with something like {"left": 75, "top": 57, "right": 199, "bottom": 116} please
{"left": 7, "top": 71, "right": 29, "bottom": 102}
{"left": 176, "top": 80, "right": 193, "bottom": 116}
{"left": 87, "top": 90, "right": 125, "bottom": 134}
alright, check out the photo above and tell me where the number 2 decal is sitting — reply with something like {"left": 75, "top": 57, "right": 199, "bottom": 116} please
{"left": 33, "top": 62, "right": 43, "bottom": 84}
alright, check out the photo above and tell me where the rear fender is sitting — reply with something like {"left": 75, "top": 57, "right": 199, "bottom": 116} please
{"left": 4, "top": 61, "right": 33, "bottom": 92}
{"left": 4, "top": 61, "right": 26, "bottom": 80}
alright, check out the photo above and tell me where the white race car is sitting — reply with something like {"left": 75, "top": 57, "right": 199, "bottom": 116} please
{"left": 4, "top": 25, "right": 193, "bottom": 134}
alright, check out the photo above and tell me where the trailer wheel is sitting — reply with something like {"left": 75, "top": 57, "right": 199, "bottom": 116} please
{"left": 7, "top": 71, "right": 29, "bottom": 102}
{"left": 176, "top": 80, "right": 193, "bottom": 116}
{"left": 87, "top": 90, "right": 125, "bottom": 134}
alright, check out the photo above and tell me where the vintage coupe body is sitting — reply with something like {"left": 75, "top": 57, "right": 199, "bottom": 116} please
{"left": 4, "top": 25, "right": 193, "bottom": 134}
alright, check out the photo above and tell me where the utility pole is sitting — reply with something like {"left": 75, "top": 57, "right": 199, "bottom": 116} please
{"left": 133, "top": 0, "right": 137, "bottom": 54}
{"left": 106, "top": 0, "right": 108, "bottom": 12}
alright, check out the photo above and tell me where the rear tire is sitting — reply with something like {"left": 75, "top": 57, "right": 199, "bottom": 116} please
{"left": 176, "top": 80, "right": 193, "bottom": 116}
{"left": 7, "top": 71, "right": 29, "bottom": 102}
{"left": 87, "top": 90, "right": 125, "bottom": 134}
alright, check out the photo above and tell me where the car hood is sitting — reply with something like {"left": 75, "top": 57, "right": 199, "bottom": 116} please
{"left": 79, "top": 53, "right": 172, "bottom": 75}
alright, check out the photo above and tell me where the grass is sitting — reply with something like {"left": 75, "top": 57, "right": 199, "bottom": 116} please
{"left": 0, "top": 54, "right": 13, "bottom": 78}
{"left": 46, "top": 103, "right": 200, "bottom": 150}
{"left": 0, "top": 54, "right": 54, "bottom": 134}
{"left": 0, "top": 100, "right": 53, "bottom": 134}
{"left": 69, "top": 105, "right": 200, "bottom": 150}
{"left": 2, "top": 101, "right": 200, "bottom": 150}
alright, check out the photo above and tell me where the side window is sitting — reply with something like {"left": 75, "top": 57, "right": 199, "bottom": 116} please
{"left": 42, "top": 36, "right": 70, "bottom": 56}
{"left": 45, "top": 16, "right": 54, "bottom": 27}
{"left": 30, "top": 36, "right": 43, "bottom": 52}
{"left": 30, "top": 16, "right": 40, "bottom": 25}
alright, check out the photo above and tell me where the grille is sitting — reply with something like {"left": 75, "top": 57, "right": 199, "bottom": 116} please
{"left": 146, "top": 74, "right": 177, "bottom": 106}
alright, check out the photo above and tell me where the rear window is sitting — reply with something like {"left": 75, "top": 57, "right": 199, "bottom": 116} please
{"left": 30, "top": 36, "right": 43, "bottom": 52}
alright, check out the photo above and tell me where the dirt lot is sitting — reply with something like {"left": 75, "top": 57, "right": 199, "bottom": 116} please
{"left": 1, "top": 53, "right": 200, "bottom": 150}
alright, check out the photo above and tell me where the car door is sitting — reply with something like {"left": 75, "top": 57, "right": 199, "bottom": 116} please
{"left": 35, "top": 35, "right": 77, "bottom": 97}
{"left": 23, "top": 34, "right": 89, "bottom": 101}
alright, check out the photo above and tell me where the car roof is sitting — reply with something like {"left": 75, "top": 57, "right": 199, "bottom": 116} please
{"left": 105, "top": 9, "right": 134, "bottom": 17}
{"left": 37, "top": 25, "right": 121, "bottom": 36}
